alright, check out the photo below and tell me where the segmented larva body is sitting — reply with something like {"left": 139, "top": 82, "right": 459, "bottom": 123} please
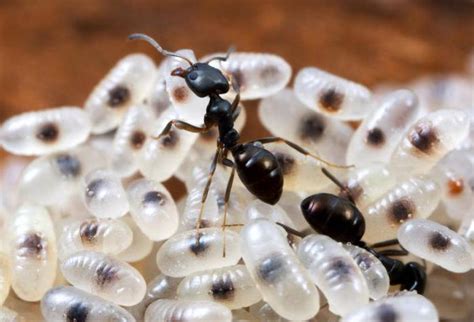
{"left": 208, "top": 52, "right": 292, "bottom": 100}
{"left": 83, "top": 168, "right": 129, "bottom": 219}
{"left": 0, "top": 107, "right": 91, "bottom": 156}
{"left": 111, "top": 104, "right": 155, "bottom": 177}
{"left": 298, "top": 235, "right": 369, "bottom": 316}
{"left": 294, "top": 67, "right": 372, "bottom": 120}
{"left": 144, "top": 299, "right": 232, "bottom": 322}
{"left": 41, "top": 286, "right": 135, "bottom": 322}
{"left": 127, "top": 274, "right": 181, "bottom": 321}
{"left": 126, "top": 178, "right": 179, "bottom": 241}
{"left": 341, "top": 292, "right": 439, "bottom": 322}
{"left": 458, "top": 214, "right": 474, "bottom": 267}
{"left": 60, "top": 250, "right": 146, "bottom": 306}
{"left": 343, "top": 244, "right": 389, "bottom": 300}
{"left": 156, "top": 228, "right": 241, "bottom": 277}
{"left": 0, "top": 306, "right": 23, "bottom": 322}
{"left": 240, "top": 219, "right": 319, "bottom": 320}
{"left": 19, "top": 145, "right": 106, "bottom": 206}
{"left": 117, "top": 215, "right": 153, "bottom": 263}
{"left": 9, "top": 205, "right": 57, "bottom": 301}
{"left": 398, "top": 219, "right": 472, "bottom": 273}
{"left": 249, "top": 302, "right": 291, "bottom": 322}
{"left": 85, "top": 54, "right": 156, "bottom": 134}
{"left": 245, "top": 199, "right": 297, "bottom": 230}
{"left": 259, "top": 88, "right": 354, "bottom": 163}
{"left": 143, "top": 76, "right": 172, "bottom": 119}
{"left": 390, "top": 109, "right": 470, "bottom": 176}
{"left": 0, "top": 253, "right": 11, "bottom": 305}
{"left": 165, "top": 49, "right": 209, "bottom": 124}
{"left": 363, "top": 177, "right": 441, "bottom": 243}
{"left": 138, "top": 109, "right": 198, "bottom": 182}
{"left": 346, "top": 89, "right": 420, "bottom": 166}
{"left": 58, "top": 218, "right": 133, "bottom": 261}
{"left": 430, "top": 164, "right": 473, "bottom": 221}
{"left": 177, "top": 264, "right": 262, "bottom": 309}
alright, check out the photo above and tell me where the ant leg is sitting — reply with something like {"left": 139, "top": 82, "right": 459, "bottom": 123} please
{"left": 220, "top": 158, "right": 236, "bottom": 257}
{"left": 195, "top": 147, "right": 221, "bottom": 231}
{"left": 231, "top": 93, "right": 241, "bottom": 117}
{"left": 377, "top": 249, "right": 409, "bottom": 257}
{"left": 370, "top": 239, "right": 400, "bottom": 249}
{"left": 276, "top": 222, "right": 306, "bottom": 238}
{"left": 152, "top": 120, "right": 211, "bottom": 140}
{"left": 246, "top": 136, "right": 353, "bottom": 169}
{"left": 321, "top": 167, "right": 355, "bottom": 204}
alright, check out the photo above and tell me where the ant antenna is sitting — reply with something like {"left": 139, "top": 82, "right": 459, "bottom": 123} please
{"left": 204, "top": 46, "right": 236, "bottom": 64}
{"left": 321, "top": 168, "right": 355, "bottom": 204}
{"left": 128, "top": 33, "right": 194, "bottom": 67}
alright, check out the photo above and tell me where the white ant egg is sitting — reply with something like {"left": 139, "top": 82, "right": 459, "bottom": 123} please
{"left": 297, "top": 234, "right": 369, "bottom": 316}
{"left": 177, "top": 264, "right": 262, "bottom": 309}
{"left": 116, "top": 215, "right": 154, "bottom": 263}
{"left": 363, "top": 176, "right": 441, "bottom": 243}
{"left": 343, "top": 244, "right": 390, "bottom": 300}
{"left": 0, "top": 252, "right": 11, "bottom": 305}
{"left": 0, "top": 107, "right": 91, "bottom": 156}
{"left": 156, "top": 228, "right": 241, "bottom": 277}
{"left": 259, "top": 88, "right": 354, "bottom": 163}
{"left": 41, "top": 286, "right": 135, "bottom": 322}
{"left": 398, "top": 219, "right": 473, "bottom": 273}
{"left": 9, "top": 205, "right": 57, "bottom": 302}
{"left": 240, "top": 218, "right": 320, "bottom": 320}
{"left": 83, "top": 168, "right": 129, "bottom": 219}
{"left": 84, "top": 54, "right": 156, "bottom": 134}
{"left": 60, "top": 250, "right": 146, "bottom": 306}
{"left": 164, "top": 49, "right": 209, "bottom": 124}
{"left": 57, "top": 218, "right": 133, "bottom": 261}
{"left": 294, "top": 67, "right": 372, "bottom": 120}
{"left": 390, "top": 109, "right": 470, "bottom": 176}
{"left": 144, "top": 299, "right": 232, "bottom": 322}
{"left": 126, "top": 178, "right": 179, "bottom": 241}
{"left": 341, "top": 292, "right": 439, "bottom": 322}
{"left": 346, "top": 89, "right": 420, "bottom": 166}
{"left": 207, "top": 52, "right": 292, "bottom": 100}
{"left": 126, "top": 274, "right": 181, "bottom": 321}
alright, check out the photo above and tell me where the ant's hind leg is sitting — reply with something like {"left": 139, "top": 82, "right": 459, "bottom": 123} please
{"left": 152, "top": 120, "right": 211, "bottom": 140}
{"left": 221, "top": 158, "right": 236, "bottom": 257}
{"left": 247, "top": 136, "right": 353, "bottom": 169}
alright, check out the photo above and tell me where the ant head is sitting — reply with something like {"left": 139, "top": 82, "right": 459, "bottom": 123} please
{"left": 128, "top": 33, "right": 232, "bottom": 98}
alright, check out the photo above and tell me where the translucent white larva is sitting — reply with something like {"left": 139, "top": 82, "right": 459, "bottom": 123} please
{"left": 346, "top": 89, "right": 420, "bottom": 166}
{"left": 0, "top": 107, "right": 91, "bottom": 156}
{"left": 390, "top": 109, "right": 470, "bottom": 176}
{"left": 0, "top": 306, "right": 23, "bottom": 322}
{"left": 245, "top": 199, "right": 297, "bottom": 230}
{"left": 177, "top": 264, "right": 262, "bottom": 309}
{"left": 144, "top": 299, "right": 232, "bottom": 322}
{"left": 258, "top": 88, "right": 354, "bottom": 163}
{"left": 83, "top": 168, "right": 129, "bottom": 219}
{"left": 340, "top": 292, "right": 439, "bottom": 322}
{"left": 156, "top": 228, "right": 241, "bottom": 277}
{"left": 164, "top": 50, "right": 209, "bottom": 124}
{"left": 458, "top": 212, "right": 474, "bottom": 267}
{"left": 57, "top": 218, "right": 133, "bottom": 261}
{"left": 60, "top": 250, "right": 146, "bottom": 306}
{"left": 137, "top": 109, "right": 198, "bottom": 182}
{"left": 0, "top": 253, "right": 11, "bottom": 305}
{"left": 208, "top": 52, "right": 292, "bottom": 100}
{"left": 41, "top": 286, "right": 135, "bottom": 322}
{"left": 343, "top": 244, "right": 389, "bottom": 300}
{"left": 126, "top": 178, "right": 179, "bottom": 241}
{"left": 297, "top": 234, "right": 369, "bottom": 316}
{"left": 249, "top": 302, "right": 291, "bottom": 322}
{"left": 127, "top": 274, "right": 181, "bottom": 321}
{"left": 19, "top": 145, "right": 106, "bottom": 206}
{"left": 363, "top": 177, "right": 441, "bottom": 243}
{"left": 111, "top": 104, "right": 155, "bottom": 177}
{"left": 9, "top": 205, "right": 57, "bottom": 302}
{"left": 84, "top": 54, "right": 156, "bottom": 134}
{"left": 143, "top": 76, "right": 172, "bottom": 119}
{"left": 398, "top": 219, "right": 472, "bottom": 273}
{"left": 116, "top": 215, "right": 154, "bottom": 263}
{"left": 240, "top": 219, "right": 319, "bottom": 320}
{"left": 294, "top": 67, "right": 372, "bottom": 120}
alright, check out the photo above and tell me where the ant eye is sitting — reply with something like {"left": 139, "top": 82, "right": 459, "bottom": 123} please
{"left": 188, "top": 72, "right": 198, "bottom": 80}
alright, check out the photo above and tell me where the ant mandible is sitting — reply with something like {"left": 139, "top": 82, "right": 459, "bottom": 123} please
{"left": 129, "top": 33, "right": 350, "bottom": 231}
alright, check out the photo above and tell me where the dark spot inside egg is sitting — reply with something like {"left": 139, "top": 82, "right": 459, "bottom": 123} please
{"left": 299, "top": 114, "right": 326, "bottom": 143}
{"left": 366, "top": 128, "right": 385, "bottom": 146}
{"left": 409, "top": 122, "right": 439, "bottom": 154}
{"left": 95, "top": 262, "right": 118, "bottom": 287}
{"left": 230, "top": 69, "right": 245, "bottom": 90}
{"left": 56, "top": 154, "right": 81, "bottom": 178}
{"left": 273, "top": 152, "right": 295, "bottom": 175}
{"left": 429, "top": 231, "right": 451, "bottom": 251}
{"left": 329, "top": 258, "right": 353, "bottom": 278}
{"left": 257, "top": 255, "right": 286, "bottom": 283}
{"left": 376, "top": 304, "right": 398, "bottom": 322}
{"left": 388, "top": 199, "right": 414, "bottom": 225}
{"left": 143, "top": 191, "right": 166, "bottom": 206}
{"left": 79, "top": 220, "right": 99, "bottom": 245}
{"left": 211, "top": 276, "right": 235, "bottom": 300}
{"left": 36, "top": 122, "right": 59, "bottom": 143}
{"left": 447, "top": 178, "right": 464, "bottom": 196}
{"left": 108, "top": 85, "right": 130, "bottom": 107}
{"left": 160, "top": 130, "right": 179, "bottom": 148}
{"left": 129, "top": 130, "right": 146, "bottom": 150}
{"left": 85, "top": 179, "right": 105, "bottom": 201}
{"left": 319, "top": 88, "right": 344, "bottom": 112}
{"left": 189, "top": 233, "right": 209, "bottom": 256}
{"left": 18, "top": 233, "right": 45, "bottom": 258}
{"left": 172, "top": 86, "right": 188, "bottom": 103}
{"left": 66, "top": 302, "right": 89, "bottom": 322}
{"left": 259, "top": 65, "right": 279, "bottom": 85}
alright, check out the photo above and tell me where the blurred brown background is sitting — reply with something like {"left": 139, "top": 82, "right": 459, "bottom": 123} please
{"left": 0, "top": 0, "right": 473, "bottom": 195}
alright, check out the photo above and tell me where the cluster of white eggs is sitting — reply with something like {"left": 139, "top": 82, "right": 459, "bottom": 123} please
{"left": 0, "top": 43, "right": 472, "bottom": 322}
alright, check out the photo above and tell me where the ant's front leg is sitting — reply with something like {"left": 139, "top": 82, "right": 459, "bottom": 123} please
{"left": 152, "top": 120, "right": 212, "bottom": 140}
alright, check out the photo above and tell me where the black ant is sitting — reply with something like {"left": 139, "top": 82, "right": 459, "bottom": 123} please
{"left": 128, "top": 33, "right": 350, "bottom": 232}
{"left": 280, "top": 168, "right": 427, "bottom": 294}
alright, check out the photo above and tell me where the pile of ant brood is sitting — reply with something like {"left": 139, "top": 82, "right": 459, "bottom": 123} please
{"left": 0, "top": 34, "right": 472, "bottom": 322}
